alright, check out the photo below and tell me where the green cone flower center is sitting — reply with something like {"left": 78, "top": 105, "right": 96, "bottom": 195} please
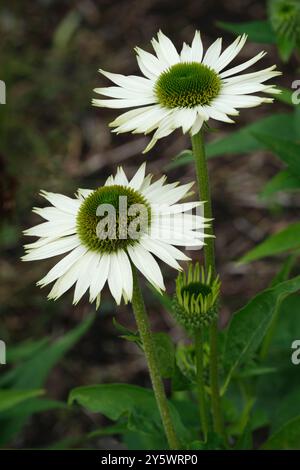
{"left": 76, "top": 185, "right": 151, "bottom": 253}
{"left": 181, "top": 282, "right": 212, "bottom": 300}
{"left": 155, "top": 62, "right": 221, "bottom": 109}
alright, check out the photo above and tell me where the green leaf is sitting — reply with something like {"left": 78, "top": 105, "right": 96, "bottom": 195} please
{"left": 0, "top": 389, "right": 44, "bottom": 413}
{"left": 217, "top": 20, "right": 276, "bottom": 44}
{"left": 262, "top": 416, "right": 300, "bottom": 449}
{"left": 252, "top": 133, "right": 300, "bottom": 177}
{"left": 0, "top": 314, "right": 94, "bottom": 445}
{"left": 12, "top": 313, "right": 95, "bottom": 390}
{"left": 239, "top": 222, "right": 300, "bottom": 264}
{"left": 222, "top": 276, "right": 300, "bottom": 392}
{"left": 112, "top": 318, "right": 141, "bottom": 347}
{"left": 234, "top": 425, "right": 253, "bottom": 450}
{"left": 6, "top": 338, "right": 49, "bottom": 363}
{"left": 0, "top": 398, "right": 66, "bottom": 446}
{"left": 260, "top": 170, "right": 300, "bottom": 199}
{"left": 276, "top": 34, "right": 295, "bottom": 62}
{"left": 270, "top": 255, "right": 298, "bottom": 287}
{"left": 255, "top": 295, "right": 300, "bottom": 429}
{"left": 167, "top": 113, "right": 294, "bottom": 169}
{"left": 69, "top": 383, "right": 189, "bottom": 443}
{"left": 52, "top": 10, "right": 81, "bottom": 49}
{"left": 275, "top": 87, "right": 296, "bottom": 105}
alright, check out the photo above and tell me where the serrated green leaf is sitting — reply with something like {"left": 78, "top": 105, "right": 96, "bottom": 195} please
{"left": 239, "top": 222, "right": 300, "bottom": 264}
{"left": 69, "top": 383, "right": 190, "bottom": 443}
{"left": 223, "top": 276, "right": 300, "bottom": 392}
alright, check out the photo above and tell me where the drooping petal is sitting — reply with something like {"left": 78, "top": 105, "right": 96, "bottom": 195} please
{"left": 127, "top": 245, "right": 165, "bottom": 291}
{"left": 107, "top": 253, "right": 123, "bottom": 304}
{"left": 89, "top": 254, "right": 110, "bottom": 303}
{"left": 37, "top": 245, "right": 88, "bottom": 287}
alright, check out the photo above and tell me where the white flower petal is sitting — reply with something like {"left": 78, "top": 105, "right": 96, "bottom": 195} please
{"left": 114, "top": 166, "right": 129, "bottom": 185}
{"left": 205, "top": 107, "right": 235, "bottom": 123}
{"left": 32, "top": 207, "right": 76, "bottom": 222}
{"left": 180, "top": 43, "right": 192, "bottom": 62}
{"left": 24, "top": 220, "right": 76, "bottom": 238}
{"left": 151, "top": 38, "right": 171, "bottom": 69}
{"left": 157, "top": 30, "right": 180, "bottom": 65}
{"left": 140, "top": 237, "right": 183, "bottom": 270}
{"left": 92, "top": 96, "right": 156, "bottom": 109}
{"left": 89, "top": 254, "right": 110, "bottom": 302}
{"left": 173, "top": 108, "right": 197, "bottom": 133}
{"left": 40, "top": 191, "right": 81, "bottom": 215}
{"left": 99, "top": 69, "right": 153, "bottom": 92}
{"left": 191, "top": 30, "right": 203, "bottom": 62}
{"left": 110, "top": 106, "right": 155, "bottom": 127}
{"left": 136, "top": 55, "right": 158, "bottom": 80}
{"left": 37, "top": 245, "right": 88, "bottom": 287}
{"left": 158, "top": 201, "right": 203, "bottom": 215}
{"left": 129, "top": 162, "right": 146, "bottom": 190}
{"left": 127, "top": 244, "right": 165, "bottom": 291}
{"left": 202, "top": 38, "right": 222, "bottom": 68}
{"left": 107, "top": 253, "right": 123, "bottom": 304}
{"left": 77, "top": 188, "right": 93, "bottom": 199}
{"left": 135, "top": 47, "right": 165, "bottom": 76}
{"left": 94, "top": 86, "right": 154, "bottom": 100}
{"left": 214, "top": 34, "right": 247, "bottom": 72}
{"left": 48, "top": 252, "right": 91, "bottom": 300}
{"left": 73, "top": 252, "right": 99, "bottom": 305}
{"left": 219, "top": 51, "right": 266, "bottom": 79}
{"left": 191, "top": 114, "right": 205, "bottom": 135}
{"left": 22, "top": 235, "right": 80, "bottom": 261}
{"left": 117, "top": 250, "right": 133, "bottom": 300}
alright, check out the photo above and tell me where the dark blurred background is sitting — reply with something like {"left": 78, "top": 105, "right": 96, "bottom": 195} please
{"left": 0, "top": 0, "right": 297, "bottom": 448}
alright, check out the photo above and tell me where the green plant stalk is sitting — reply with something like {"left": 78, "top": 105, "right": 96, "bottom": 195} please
{"left": 191, "top": 130, "right": 225, "bottom": 439}
{"left": 131, "top": 265, "right": 180, "bottom": 450}
{"left": 195, "top": 327, "right": 209, "bottom": 441}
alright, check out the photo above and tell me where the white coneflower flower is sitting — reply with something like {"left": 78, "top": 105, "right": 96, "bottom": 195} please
{"left": 93, "top": 31, "right": 281, "bottom": 152}
{"left": 22, "top": 163, "right": 209, "bottom": 307}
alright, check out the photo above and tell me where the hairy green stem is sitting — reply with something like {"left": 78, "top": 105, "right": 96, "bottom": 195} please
{"left": 191, "top": 130, "right": 225, "bottom": 439}
{"left": 131, "top": 265, "right": 180, "bottom": 450}
{"left": 195, "top": 327, "right": 209, "bottom": 441}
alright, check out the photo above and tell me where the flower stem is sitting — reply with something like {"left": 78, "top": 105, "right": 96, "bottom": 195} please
{"left": 191, "top": 130, "right": 225, "bottom": 439}
{"left": 131, "top": 265, "right": 180, "bottom": 450}
{"left": 195, "top": 327, "right": 208, "bottom": 441}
